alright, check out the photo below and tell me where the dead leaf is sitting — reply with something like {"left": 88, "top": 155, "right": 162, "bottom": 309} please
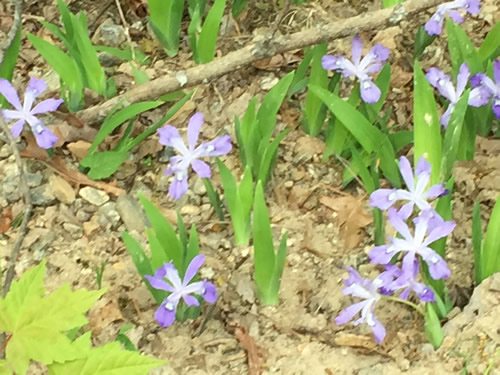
{"left": 20, "top": 135, "right": 125, "bottom": 197}
{"left": 319, "top": 194, "right": 372, "bottom": 249}
{"left": 233, "top": 324, "right": 262, "bottom": 375}
{"left": 67, "top": 140, "right": 92, "bottom": 159}
{"left": 89, "top": 299, "right": 124, "bottom": 336}
{"left": 334, "top": 333, "right": 376, "bottom": 350}
{"left": 0, "top": 206, "right": 12, "bottom": 233}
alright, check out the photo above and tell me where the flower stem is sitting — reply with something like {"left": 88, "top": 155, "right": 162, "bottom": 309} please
{"left": 381, "top": 295, "right": 425, "bottom": 315}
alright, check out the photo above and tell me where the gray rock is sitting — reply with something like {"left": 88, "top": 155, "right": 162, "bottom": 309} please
{"left": 33, "top": 231, "right": 56, "bottom": 259}
{"left": 96, "top": 24, "right": 126, "bottom": 47}
{"left": 97, "top": 202, "right": 121, "bottom": 228}
{"left": 63, "top": 222, "right": 83, "bottom": 238}
{"left": 98, "top": 52, "right": 122, "bottom": 67}
{"left": 116, "top": 195, "right": 147, "bottom": 233}
{"left": 31, "top": 184, "right": 56, "bottom": 206}
{"left": 0, "top": 144, "right": 10, "bottom": 158}
{"left": 26, "top": 172, "right": 43, "bottom": 188}
{"left": 79, "top": 187, "right": 110, "bottom": 206}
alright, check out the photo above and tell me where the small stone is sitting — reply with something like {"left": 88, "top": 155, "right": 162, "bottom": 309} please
{"left": 79, "top": 187, "right": 110, "bottom": 206}
{"left": 180, "top": 204, "right": 200, "bottom": 216}
{"left": 0, "top": 144, "right": 10, "bottom": 158}
{"left": 49, "top": 175, "right": 76, "bottom": 204}
{"left": 67, "top": 141, "right": 91, "bottom": 159}
{"left": 260, "top": 75, "right": 279, "bottom": 91}
{"left": 83, "top": 216, "right": 100, "bottom": 237}
{"left": 95, "top": 24, "right": 126, "bottom": 47}
{"left": 63, "top": 223, "right": 83, "bottom": 238}
{"left": 31, "top": 184, "right": 56, "bottom": 206}
{"left": 284, "top": 180, "right": 293, "bottom": 188}
{"left": 98, "top": 52, "right": 122, "bottom": 67}
{"left": 116, "top": 195, "right": 146, "bottom": 233}
{"left": 192, "top": 178, "right": 206, "bottom": 195}
{"left": 26, "top": 172, "right": 43, "bottom": 187}
{"left": 97, "top": 202, "right": 121, "bottom": 227}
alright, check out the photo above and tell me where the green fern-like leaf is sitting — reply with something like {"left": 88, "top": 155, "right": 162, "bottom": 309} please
{"left": 48, "top": 341, "right": 165, "bottom": 375}
{"left": 0, "top": 261, "right": 106, "bottom": 373}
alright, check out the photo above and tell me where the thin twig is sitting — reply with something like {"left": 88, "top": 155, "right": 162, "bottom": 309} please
{"left": 114, "top": 0, "right": 136, "bottom": 62}
{"left": 78, "top": 0, "right": 442, "bottom": 127}
{"left": 269, "top": 0, "right": 290, "bottom": 38}
{"left": 0, "top": 117, "right": 33, "bottom": 297}
{"left": 0, "top": 0, "right": 23, "bottom": 66}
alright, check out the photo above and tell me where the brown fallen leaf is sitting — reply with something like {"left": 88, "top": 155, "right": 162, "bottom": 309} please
{"left": 232, "top": 324, "right": 262, "bottom": 375}
{"left": 334, "top": 332, "right": 377, "bottom": 350}
{"left": 0, "top": 206, "right": 12, "bottom": 233}
{"left": 319, "top": 194, "right": 372, "bottom": 249}
{"left": 89, "top": 299, "right": 124, "bottom": 336}
{"left": 20, "top": 134, "right": 125, "bottom": 197}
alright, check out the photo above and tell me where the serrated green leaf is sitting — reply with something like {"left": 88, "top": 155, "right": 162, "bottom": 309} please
{"left": 7, "top": 324, "right": 85, "bottom": 372}
{"left": 1, "top": 260, "right": 46, "bottom": 331}
{"left": 0, "top": 359, "right": 11, "bottom": 375}
{"left": 17, "top": 284, "right": 105, "bottom": 331}
{"left": 48, "top": 341, "right": 165, "bottom": 375}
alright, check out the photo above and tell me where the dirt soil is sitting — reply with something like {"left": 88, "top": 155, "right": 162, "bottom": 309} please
{"left": 1, "top": 0, "right": 500, "bottom": 374}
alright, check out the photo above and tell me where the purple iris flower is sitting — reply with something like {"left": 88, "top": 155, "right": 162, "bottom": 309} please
{"left": 424, "top": 0, "right": 480, "bottom": 35}
{"left": 144, "top": 254, "right": 217, "bottom": 327}
{"left": 335, "top": 266, "right": 390, "bottom": 343}
{"left": 369, "top": 156, "right": 446, "bottom": 219}
{"left": 369, "top": 209, "right": 455, "bottom": 281}
{"left": 379, "top": 264, "right": 435, "bottom": 302}
{"left": 321, "top": 35, "right": 389, "bottom": 103}
{"left": 157, "top": 112, "right": 232, "bottom": 199}
{"left": 470, "top": 58, "right": 500, "bottom": 119}
{"left": 426, "top": 63, "right": 486, "bottom": 127}
{"left": 0, "top": 77, "right": 62, "bottom": 149}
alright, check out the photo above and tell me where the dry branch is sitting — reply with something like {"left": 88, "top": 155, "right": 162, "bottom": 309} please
{"left": 79, "top": 0, "right": 442, "bottom": 126}
{"left": 0, "top": 117, "right": 33, "bottom": 297}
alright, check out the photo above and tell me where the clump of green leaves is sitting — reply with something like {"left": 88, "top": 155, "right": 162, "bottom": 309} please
{"left": 0, "top": 260, "right": 164, "bottom": 374}
{"left": 472, "top": 195, "right": 500, "bottom": 284}
{"left": 235, "top": 72, "right": 294, "bottom": 186}
{"left": 148, "top": 0, "right": 226, "bottom": 63}
{"left": 121, "top": 194, "right": 203, "bottom": 321}
{"left": 252, "top": 181, "right": 287, "bottom": 305}
{"left": 217, "top": 161, "right": 254, "bottom": 245}
{"left": 27, "top": 0, "right": 111, "bottom": 110}
{"left": 80, "top": 92, "right": 192, "bottom": 180}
